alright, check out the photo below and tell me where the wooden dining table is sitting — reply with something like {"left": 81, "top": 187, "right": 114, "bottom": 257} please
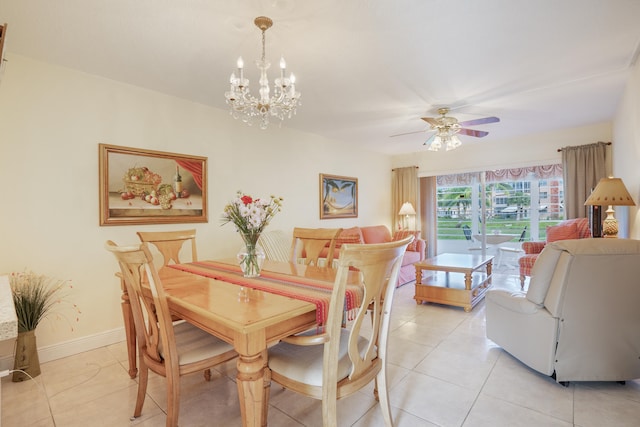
{"left": 140, "top": 259, "right": 360, "bottom": 427}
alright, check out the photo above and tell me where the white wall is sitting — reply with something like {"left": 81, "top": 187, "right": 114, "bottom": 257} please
{"left": 613, "top": 59, "right": 640, "bottom": 239}
{"left": 0, "top": 55, "right": 391, "bottom": 360}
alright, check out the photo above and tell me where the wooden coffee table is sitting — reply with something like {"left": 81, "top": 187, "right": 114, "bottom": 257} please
{"left": 414, "top": 253, "right": 493, "bottom": 312}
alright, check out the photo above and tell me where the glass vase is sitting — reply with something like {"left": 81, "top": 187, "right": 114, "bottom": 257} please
{"left": 237, "top": 241, "right": 266, "bottom": 278}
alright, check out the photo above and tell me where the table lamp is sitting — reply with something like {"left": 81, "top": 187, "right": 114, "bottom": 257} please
{"left": 584, "top": 177, "right": 635, "bottom": 238}
{"left": 398, "top": 202, "right": 416, "bottom": 230}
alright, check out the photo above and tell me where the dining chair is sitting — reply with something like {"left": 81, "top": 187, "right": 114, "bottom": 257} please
{"left": 258, "top": 229, "right": 291, "bottom": 263}
{"left": 115, "top": 229, "right": 198, "bottom": 379}
{"left": 105, "top": 241, "right": 237, "bottom": 427}
{"left": 462, "top": 225, "right": 482, "bottom": 251}
{"left": 268, "top": 236, "right": 414, "bottom": 427}
{"left": 136, "top": 229, "right": 198, "bottom": 273}
{"left": 290, "top": 227, "right": 343, "bottom": 267}
{"left": 497, "top": 226, "right": 527, "bottom": 268}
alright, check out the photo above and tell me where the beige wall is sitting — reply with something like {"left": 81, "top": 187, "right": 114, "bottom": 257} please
{"left": 0, "top": 55, "right": 391, "bottom": 360}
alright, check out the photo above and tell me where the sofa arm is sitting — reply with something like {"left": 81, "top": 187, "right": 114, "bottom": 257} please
{"left": 410, "top": 238, "right": 426, "bottom": 261}
{"left": 486, "top": 289, "right": 541, "bottom": 314}
{"left": 522, "top": 241, "right": 546, "bottom": 255}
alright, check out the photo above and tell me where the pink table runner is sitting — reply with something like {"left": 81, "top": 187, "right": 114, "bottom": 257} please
{"left": 169, "top": 261, "right": 362, "bottom": 326}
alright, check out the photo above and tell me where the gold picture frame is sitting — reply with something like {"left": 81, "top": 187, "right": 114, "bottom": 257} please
{"left": 319, "top": 173, "right": 358, "bottom": 219}
{"left": 99, "top": 143, "right": 207, "bottom": 226}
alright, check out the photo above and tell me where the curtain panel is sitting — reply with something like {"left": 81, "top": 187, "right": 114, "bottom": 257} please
{"left": 561, "top": 141, "right": 608, "bottom": 219}
{"left": 392, "top": 166, "right": 418, "bottom": 231}
{"left": 420, "top": 176, "right": 437, "bottom": 258}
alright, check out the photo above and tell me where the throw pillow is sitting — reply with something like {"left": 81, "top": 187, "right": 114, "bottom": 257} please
{"left": 334, "top": 227, "right": 364, "bottom": 248}
{"left": 546, "top": 222, "right": 579, "bottom": 243}
{"left": 392, "top": 230, "right": 420, "bottom": 251}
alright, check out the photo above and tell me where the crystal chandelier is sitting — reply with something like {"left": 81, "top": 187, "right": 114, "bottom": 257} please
{"left": 225, "top": 16, "right": 301, "bottom": 129}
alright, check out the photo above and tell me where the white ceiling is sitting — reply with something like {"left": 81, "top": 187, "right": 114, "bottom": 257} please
{"left": 2, "top": 0, "right": 640, "bottom": 155}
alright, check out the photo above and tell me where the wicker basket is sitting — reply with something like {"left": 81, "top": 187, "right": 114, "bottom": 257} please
{"left": 124, "top": 179, "right": 158, "bottom": 196}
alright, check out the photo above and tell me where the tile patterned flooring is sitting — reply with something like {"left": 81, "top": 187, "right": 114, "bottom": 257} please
{"left": 3, "top": 267, "right": 640, "bottom": 426}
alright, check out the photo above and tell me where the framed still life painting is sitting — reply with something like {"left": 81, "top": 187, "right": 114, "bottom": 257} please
{"left": 319, "top": 173, "right": 358, "bottom": 219}
{"left": 99, "top": 143, "right": 208, "bottom": 226}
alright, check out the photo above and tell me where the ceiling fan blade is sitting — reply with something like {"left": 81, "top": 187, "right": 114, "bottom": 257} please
{"left": 390, "top": 129, "right": 429, "bottom": 138}
{"left": 422, "top": 133, "right": 436, "bottom": 146}
{"left": 459, "top": 128, "right": 489, "bottom": 138}
{"left": 458, "top": 116, "right": 500, "bottom": 127}
{"left": 421, "top": 117, "right": 439, "bottom": 126}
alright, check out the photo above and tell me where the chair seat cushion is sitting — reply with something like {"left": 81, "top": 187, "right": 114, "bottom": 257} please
{"left": 160, "top": 321, "right": 235, "bottom": 365}
{"left": 268, "top": 330, "right": 374, "bottom": 387}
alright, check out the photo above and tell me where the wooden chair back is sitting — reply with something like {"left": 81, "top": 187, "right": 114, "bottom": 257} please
{"left": 258, "top": 229, "right": 291, "bottom": 263}
{"left": 137, "top": 229, "right": 197, "bottom": 272}
{"left": 106, "top": 241, "right": 177, "bottom": 373}
{"left": 290, "top": 227, "right": 342, "bottom": 267}
{"left": 269, "top": 236, "right": 413, "bottom": 426}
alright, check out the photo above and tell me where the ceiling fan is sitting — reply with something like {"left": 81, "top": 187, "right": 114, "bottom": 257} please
{"left": 392, "top": 107, "right": 500, "bottom": 151}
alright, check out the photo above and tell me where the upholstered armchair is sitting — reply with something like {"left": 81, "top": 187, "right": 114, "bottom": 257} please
{"left": 487, "top": 238, "right": 640, "bottom": 384}
{"left": 518, "top": 217, "right": 590, "bottom": 287}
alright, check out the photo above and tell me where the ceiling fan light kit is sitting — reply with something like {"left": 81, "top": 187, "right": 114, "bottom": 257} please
{"left": 420, "top": 108, "right": 499, "bottom": 152}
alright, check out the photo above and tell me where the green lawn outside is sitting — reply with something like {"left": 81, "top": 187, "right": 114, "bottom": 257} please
{"left": 437, "top": 217, "right": 564, "bottom": 241}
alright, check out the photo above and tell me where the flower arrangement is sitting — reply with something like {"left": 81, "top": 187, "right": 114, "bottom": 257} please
{"left": 9, "top": 270, "right": 81, "bottom": 333}
{"left": 221, "top": 191, "right": 283, "bottom": 276}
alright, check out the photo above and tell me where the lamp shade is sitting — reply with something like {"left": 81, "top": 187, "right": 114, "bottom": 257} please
{"left": 584, "top": 177, "right": 635, "bottom": 207}
{"left": 398, "top": 202, "right": 416, "bottom": 216}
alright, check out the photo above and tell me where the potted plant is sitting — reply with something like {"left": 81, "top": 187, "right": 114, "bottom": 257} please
{"left": 9, "top": 271, "right": 80, "bottom": 382}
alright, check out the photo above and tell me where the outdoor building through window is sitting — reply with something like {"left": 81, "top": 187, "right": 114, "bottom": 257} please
{"left": 435, "top": 165, "right": 564, "bottom": 254}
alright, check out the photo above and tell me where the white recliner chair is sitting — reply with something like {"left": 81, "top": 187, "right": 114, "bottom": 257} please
{"left": 486, "top": 238, "right": 640, "bottom": 384}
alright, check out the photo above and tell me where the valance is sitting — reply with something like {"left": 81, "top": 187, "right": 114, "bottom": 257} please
{"left": 437, "top": 164, "right": 562, "bottom": 186}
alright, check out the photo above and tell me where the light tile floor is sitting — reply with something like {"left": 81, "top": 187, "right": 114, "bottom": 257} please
{"left": 3, "top": 266, "right": 640, "bottom": 426}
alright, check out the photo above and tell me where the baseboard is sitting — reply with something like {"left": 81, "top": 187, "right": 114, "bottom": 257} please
{"left": 0, "top": 327, "right": 126, "bottom": 371}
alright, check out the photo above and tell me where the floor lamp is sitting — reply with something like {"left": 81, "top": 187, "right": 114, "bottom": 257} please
{"left": 584, "top": 177, "right": 636, "bottom": 238}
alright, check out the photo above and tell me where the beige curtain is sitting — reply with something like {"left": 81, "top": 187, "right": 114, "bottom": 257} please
{"left": 562, "top": 142, "right": 608, "bottom": 219}
{"left": 420, "top": 176, "right": 437, "bottom": 258}
{"left": 392, "top": 166, "right": 418, "bottom": 231}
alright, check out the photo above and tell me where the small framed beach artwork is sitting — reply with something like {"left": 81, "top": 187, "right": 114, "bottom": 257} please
{"left": 99, "top": 143, "right": 207, "bottom": 226}
{"left": 319, "top": 173, "right": 358, "bottom": 219}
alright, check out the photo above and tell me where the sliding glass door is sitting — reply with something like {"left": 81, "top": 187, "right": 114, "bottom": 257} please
{"left": 434, "top": 165, "right": 564, "bottom": 256}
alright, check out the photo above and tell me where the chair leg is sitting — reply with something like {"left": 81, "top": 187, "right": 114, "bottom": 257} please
{"left": 166, "top": 371, "right": 181, "bottom": 427}
{"left": 203, "top": 369, "right": 211, "bottom": 381}
{"left": 519, "top": 275, "right": 526, "bottom": 289}
{"left": 376, "top": 367, "right": 393, "bottom": 427}
{"left": 322, "top": 384, "right": 339, "bottom": 427}
{"left": 133, "top": 361, "right": 149, "bottom": 419}
{"left": 120, "top": 280, "right": 138, "bottom": 379}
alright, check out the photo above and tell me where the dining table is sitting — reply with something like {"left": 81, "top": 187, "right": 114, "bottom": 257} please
{"left": 143, "top": 259, "right": 362, "bottom": 427}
